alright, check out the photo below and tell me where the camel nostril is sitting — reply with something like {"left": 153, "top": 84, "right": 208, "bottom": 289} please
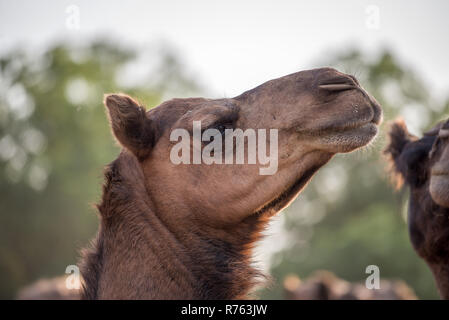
{"left": 317, "top": 76, "right": 357, "bottom": 92}
{"left": 318, "top": 83, "right": 355, "bottom": 91}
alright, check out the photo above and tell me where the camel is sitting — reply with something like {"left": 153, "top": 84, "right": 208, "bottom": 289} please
{"left": 283, "top": 271, "right": 417, "bottom": 300}
{"left": 385, "top": 118, "right": 449, "bottom": 299}
{"left": 80, "top": 67, "right": 382, "bottom": 299}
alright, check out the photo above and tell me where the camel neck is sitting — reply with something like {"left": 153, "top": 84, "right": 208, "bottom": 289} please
{"left": 81, "top": 153, "right": 266, "bottom": 299}
{"left": 80, "top": 155, "right": 197, "bottom": 299}
{"left": 170, "top": 214, "right": 268, "bottom": 299}
{"left": 429, "top": 263, "right": 449, "bottom": 299}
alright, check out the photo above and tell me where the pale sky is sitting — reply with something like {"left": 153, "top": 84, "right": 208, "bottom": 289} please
{"left": 1, "top": 0, "right": 448, "bottom": 99}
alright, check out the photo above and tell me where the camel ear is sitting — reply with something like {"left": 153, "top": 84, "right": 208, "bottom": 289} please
{"left": 104, "top": 94, "right": 154, "bottom": 160}
{"left": 384, "top": 119, "right": 417, "bottom": 188}
{"left": 385, "top": 119, "right": 417, "bottom": 160}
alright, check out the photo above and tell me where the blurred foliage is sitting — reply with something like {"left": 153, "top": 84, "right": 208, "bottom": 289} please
{"left": 0, "top": 41, "right": 201, "bottom": 299}
{"left": 0, "top": 41, "right": 448, "bottom": 300}
{"left": 259, "top": 50, "right": 449, "bottom": 299}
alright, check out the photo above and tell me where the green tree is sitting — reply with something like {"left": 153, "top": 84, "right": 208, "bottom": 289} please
{"left": 0, "top": 41, "right": 202, "bottom": 299}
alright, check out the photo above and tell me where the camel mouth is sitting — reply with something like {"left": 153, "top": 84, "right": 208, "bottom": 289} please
{"left": 331, "top": 99, "right": 383, "bottom": 132}
{"left": 310, "top": 106, "right": 380, "bottom": 153}
{"left": 297, "top": 94, "right": 382, "bottom": 136}
{"left": 339, "top": 118, "right": 380, "bottom": 138}
{"left": 348, "top": 121, "right": 379, "bottom": 136}
{"left": 315, "top": 97, "right": 382, "bottom": 152}
{"left": 325, "top": 118, "right": 379, "bottom": 134}
{"left": 297, "top": 111, "right": 380, "bottom": 137}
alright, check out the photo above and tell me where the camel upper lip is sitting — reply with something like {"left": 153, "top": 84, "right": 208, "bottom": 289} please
{"left": 348, "top": 97, "right": 382, "bottom": 129}
{"left": 318, "top": 79, "right": 382, "bottom": 129}
{"left": 319, "top": 105, "right": 381, "bottom": 134}
{"left": 295, "top": 82, "right": 382, "bottom": 135}
{"left": 345, "top": 107, "right": 381, "bottom": 130}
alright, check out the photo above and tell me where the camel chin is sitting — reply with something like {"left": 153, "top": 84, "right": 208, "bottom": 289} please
{"left": 430, "top": 175, "right": 449, "bottom": 208}
{"left": 320, "top": 122, "right": 379, "bottom": 153}
{"left": 306, "top": 118, "right": 381, "bottom": 154}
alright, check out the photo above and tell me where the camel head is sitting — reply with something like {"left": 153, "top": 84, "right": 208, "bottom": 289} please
{"left": 105, "top": 67, "right": 382, "bottom": 226}
{"left": 385, "top": 119, "right": 449, "bottom": 260}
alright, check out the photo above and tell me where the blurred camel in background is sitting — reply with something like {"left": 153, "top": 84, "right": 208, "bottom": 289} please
{"left": 385, "top": 118, "right": 449, "bottom": 299}
{"left": 283, "top": 271, "right": 417, "bottom": 300}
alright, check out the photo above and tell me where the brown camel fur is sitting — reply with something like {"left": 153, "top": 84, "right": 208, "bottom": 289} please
{"left": 81, "top": 67, "right": 382, "bottom": 299}
{"left": 385, "top": 118, "right": 449, "bottom": 299}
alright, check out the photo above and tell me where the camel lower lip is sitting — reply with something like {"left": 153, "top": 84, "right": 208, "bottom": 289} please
{"left": 318, "top": 121, "right": 378, "bottom": 153}
{"left": 330, "top": 122, "right": 378, "bottom": 137}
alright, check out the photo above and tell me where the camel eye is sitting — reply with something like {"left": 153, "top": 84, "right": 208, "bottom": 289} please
{"left": 213, "top": 122, "right": 233, "bottom": 135}
{"left": 217, "top": 124, "right": 226, "bottom": 135}
{"left": 201, "top": 122, "right": 233, "bottom": 147}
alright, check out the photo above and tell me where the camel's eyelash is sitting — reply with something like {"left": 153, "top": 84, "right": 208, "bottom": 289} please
{"left": 202, "top": 114, "right": 238, "bottom": 133}
{"left": 202, "top": 122, "right": 234, "bottom": 137}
